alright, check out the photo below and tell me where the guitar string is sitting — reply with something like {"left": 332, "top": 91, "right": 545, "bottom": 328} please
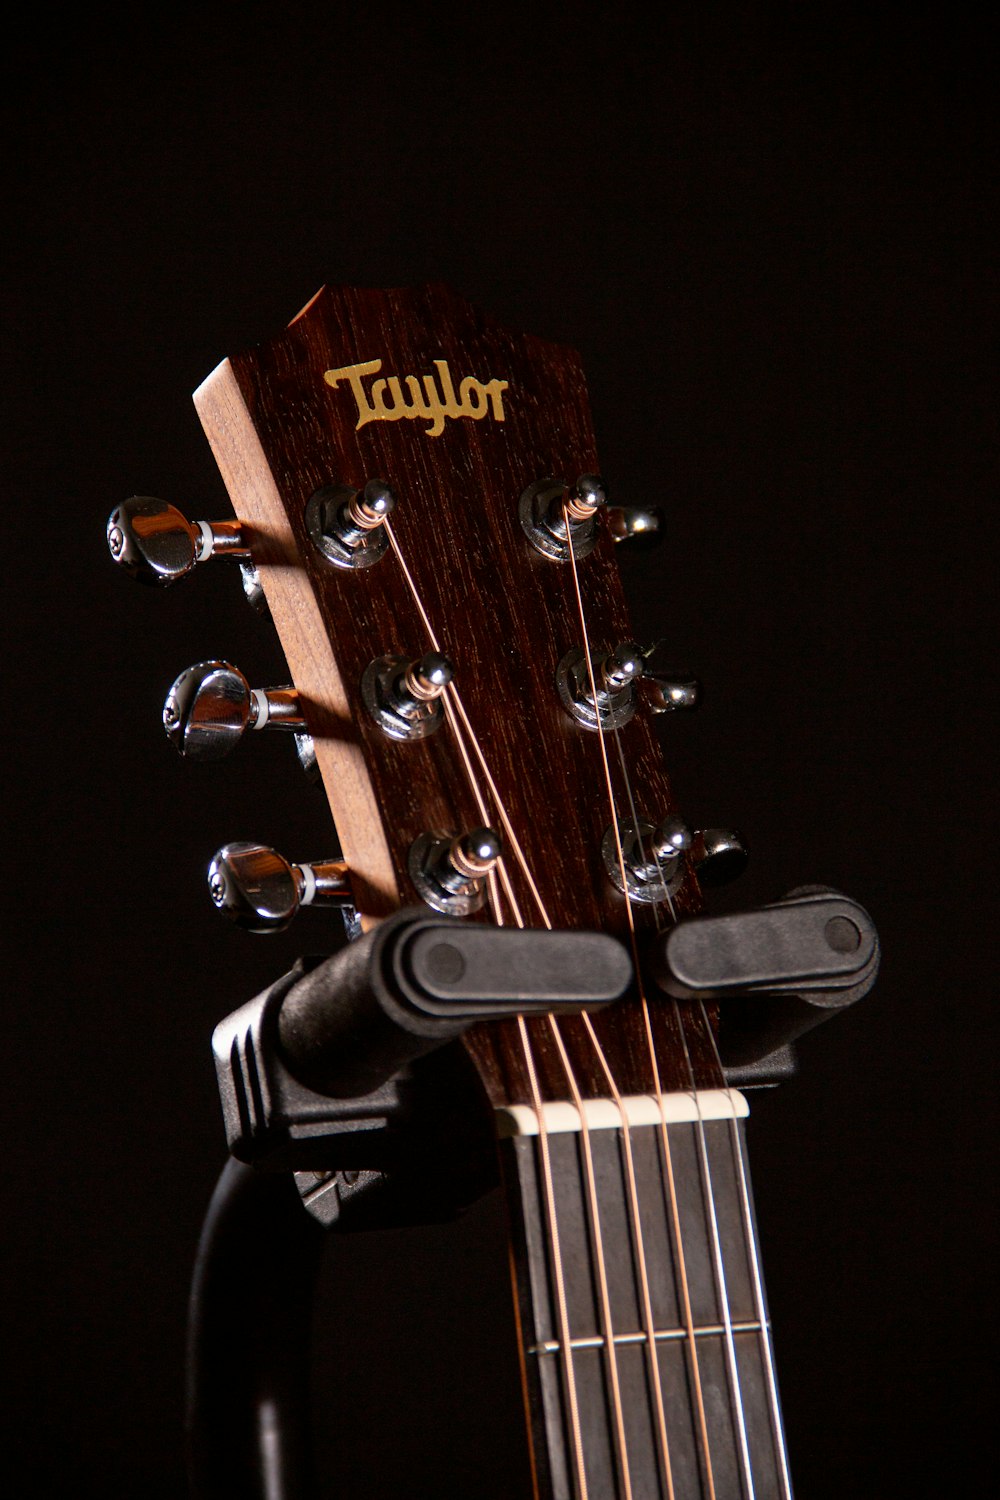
{"left": 517, "top": 1013, "right": 591, "bottom": 1500}
{"left": 431, "top": 639, "right": 633, "bottom": 1498}
{"left": 564, "top": 515, "right": 715, "bottom": 1500}
{"left": 672, "top": 1007, "right": 757, "bottom": 1499}
{"left": 383, "top": 511, "right": 735, "bottom": 1500}
{"left": 577, "top": 1008, "right": 677, "bottom": 1500}
{"left": 604, "top": 719, "right": 736, "bottom": 1500}
{"left": 602, "top": 663, "right": 749, "bottom": 1494}
{"left": 610, "top": 709, "right": 765, "bottom": 1496}
{"left": 546, "top": 1019, "right": 635, "bottom": 1500}
{"left": 382, "top": 515, "right": 592, "bottom": 1500}
{"left": 435, "top": 654, "right": 619, "bottom": 1500}
{"left": 603, "top": 726, "right": 741, "bottom": 1500}
{"left": 380, "top": 517, "right": 523, "bottom": 927}
{"left": 696, "top": 998, "right": 794, "bottom": 1499}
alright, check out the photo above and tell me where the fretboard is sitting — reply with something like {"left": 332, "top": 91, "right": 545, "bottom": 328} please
{"left": 500, "top": 1092, "right": 791, "bottom": 1500}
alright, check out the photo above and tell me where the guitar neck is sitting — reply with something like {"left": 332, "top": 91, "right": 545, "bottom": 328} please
{"left": 501, "top": 1092, "right": 791, "bottom": 1500}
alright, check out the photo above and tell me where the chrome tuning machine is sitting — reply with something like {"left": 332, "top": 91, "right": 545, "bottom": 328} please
{"left": 557, "top": 641, "right": 701, "bottom": 732}
{"left": 361, "top": 651, "right": 454, "bottom": 740}
{"left": 602, "top": 816, "right": 693, "bottom": 903}
{"left": 408, "top": 827, "right": 503, "bottom": 915}
{"left": 304, "top": 478, "right": 396, "bottom": 570}
{"left": 163, "top": 660, "right": 307, "bottom": 762}
{"left": 106, "top": 496, "right": 249, "bottom": 587}
{"left": 519, "top": 473, "right": 606, "bottom": 561}
{"left": 208, "top": 843, "right": 353, "bottom": 934}
{"left": 557, "top": 640, "right": 644, "bottom": 731}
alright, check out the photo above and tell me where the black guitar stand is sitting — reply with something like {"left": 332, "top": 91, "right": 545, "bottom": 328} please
{"left": 185, "top": 893, "right": 878, "bottom": 1498}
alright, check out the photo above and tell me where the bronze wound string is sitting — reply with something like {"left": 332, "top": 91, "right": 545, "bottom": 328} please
{"left": 564, "top": 507, "right": 710, "bottom": 1500}
{"left": 382, "top": 514, "right": 593, "bottom": 1497}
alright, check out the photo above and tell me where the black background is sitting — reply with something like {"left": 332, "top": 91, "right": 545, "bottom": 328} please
{"left": 3, "top": 5, "right": 993, "bottom": 1495}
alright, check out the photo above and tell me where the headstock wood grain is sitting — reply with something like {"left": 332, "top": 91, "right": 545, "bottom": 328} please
{"left": 194, "top": 282, "right": 722, "bottom": 1107}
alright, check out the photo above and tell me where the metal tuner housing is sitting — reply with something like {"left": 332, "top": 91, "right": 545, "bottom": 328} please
{"left": 304, "top": 479, "right": 396, "bottom": 570}
{"left": 163, "top": 660, "right": 305, "bottom": 760}
{"left": 106, "top": 496, "right": 248, "bottom": 586}
{"left": 208, "top": 843, "right": 353, "bottom": 934}
{"left": 408, "top": 827, "right": 503, "bottom": 915}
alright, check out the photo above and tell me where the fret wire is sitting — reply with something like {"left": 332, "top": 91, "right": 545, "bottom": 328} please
{"left": 530, "top": 1319, "right": 766, "bottom": 1355}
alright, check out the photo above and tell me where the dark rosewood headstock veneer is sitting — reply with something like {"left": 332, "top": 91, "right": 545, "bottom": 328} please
{"left": 193, "top": 283, "right": 719, "bottom": 1107}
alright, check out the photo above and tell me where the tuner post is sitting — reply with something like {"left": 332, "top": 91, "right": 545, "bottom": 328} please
{"left": 556, "top": 641, "right": 643, "bottom": 732}
{"left": 106, "top": 496, "right": 249, "bottom": 586}
{"left": 304, "top": 478, "right": 397, "bottom": 570}
{"left": 361, "top": 650, "right": 454, "bottom": 741}
{"left": 408, "top": 827, "right": 503, "bottom": 915}
{"left": 519, "top": 472, "right": 607, "bottom": 562}
{"left": 602, "top": 816, "right": 692, "bottom": 903}
{"left": 208, "top": 842, "right": 352, "bottom": 933}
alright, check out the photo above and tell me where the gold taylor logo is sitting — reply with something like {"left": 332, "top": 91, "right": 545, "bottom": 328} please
{"left": 324, "top": 358, "right": 509, "bottom": 439}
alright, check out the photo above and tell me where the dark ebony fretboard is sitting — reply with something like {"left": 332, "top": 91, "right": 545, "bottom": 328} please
{"left": 502, "top": 1108, "right": 791, "bottom": 1500}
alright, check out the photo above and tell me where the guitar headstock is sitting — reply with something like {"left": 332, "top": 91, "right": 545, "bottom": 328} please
{"left": 118, "top": 284, "right": 740, "bottom": 1103}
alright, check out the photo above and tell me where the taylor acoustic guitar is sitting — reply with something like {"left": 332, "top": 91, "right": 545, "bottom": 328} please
{"left": 108, "top": 284, "right": 879, "bottom": 1499}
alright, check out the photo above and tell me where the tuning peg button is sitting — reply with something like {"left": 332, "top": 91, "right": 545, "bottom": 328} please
{"left": 208, "top": 843, "right": 352, "bottom": 933}
{"left": 107, "top": 496, "right": 248, "bottom": 586}
{"left": 643, "top": 673, "right": 701, "bottom": 714}
{"left": 609, "top": 505, "right": 664, "bottom": 547}
{"left": 691, "top": 828, "right": 749, "bottom": 886}
{"left": 163, "top": 661, "right": 305, "bottom": 760}
{"left": 639, "top": 643, "right": 701, "bottom": 714}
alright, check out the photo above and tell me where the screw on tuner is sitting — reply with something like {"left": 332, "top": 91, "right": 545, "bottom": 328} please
{"left": 519, "top": 472, "right": 666, "bottom": 563}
